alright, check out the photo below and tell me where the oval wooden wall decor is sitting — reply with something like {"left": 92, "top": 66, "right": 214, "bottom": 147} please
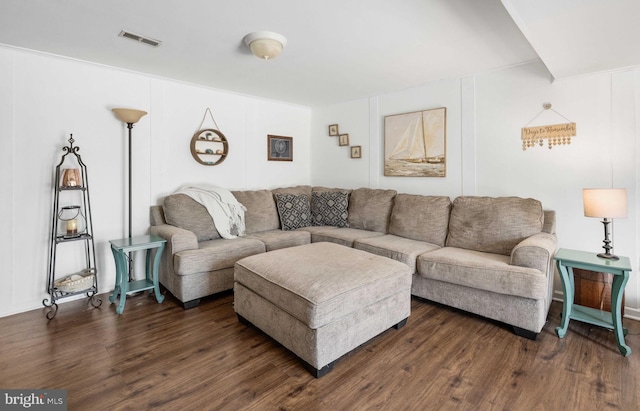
{"left": 190, "top": 129, "right": 228, "bottom": 166}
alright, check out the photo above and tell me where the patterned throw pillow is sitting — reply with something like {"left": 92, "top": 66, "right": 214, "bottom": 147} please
{"left": 312, "top": 191, "right": 349, "bottom": 227}
{"left": 274, "top": 193, "right": 312, "bottom": 230}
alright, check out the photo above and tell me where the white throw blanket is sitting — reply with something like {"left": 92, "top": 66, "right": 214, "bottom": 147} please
{"left": 175, "top": 185, "right": 246, "bottom": 239}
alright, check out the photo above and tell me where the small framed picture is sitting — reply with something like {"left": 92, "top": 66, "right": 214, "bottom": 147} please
{"left": 339, "top": 133, "right": 349, "bottom": 146}
{"left": 350, "top": 146, "right": 362, "bottom": 158}
{"left": 328, "top": 124, "right": 339, "bottom": 136}
{"left": 267, "top": 135, "right": 293, "bottom": 161}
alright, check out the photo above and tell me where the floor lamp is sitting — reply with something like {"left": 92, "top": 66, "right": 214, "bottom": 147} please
{"left": 112, "top": 108, "right": 147, "bottom": 280}
{"left": 112, "top": 108, "right": 147, "bottom": 238}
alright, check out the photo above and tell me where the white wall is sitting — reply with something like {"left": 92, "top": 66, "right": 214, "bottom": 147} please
{"left": 0, "top": 46, "right": 311, "bottom": 317}
{"left": 310, "top": 79, "right": 463, "bottom": 198}
{"left": 310, "top": 98, "right": 372, "bottom": 188}
{"left": 3, "top": 44, "right": 639, "bottom": 320}
{"left": 312, "top": 60, "right": 640, "bottom": 319}
{"left": 475, "top": 62, "right": 638, "bottom": 312}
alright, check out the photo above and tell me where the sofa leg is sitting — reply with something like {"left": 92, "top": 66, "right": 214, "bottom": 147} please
{"left": 182, "top": 298, "right": 201, "bottom": 310}
{"left": 513, "top": 326, "right": 538, "bottom": 340}
{"left": 303, "top": 359, "right": 335, "bottom": 378}
{"left": 237, "top": 314, "right": 252, "bottom": 327}
{"left": 237, "top": 314, "right": 334, "bottom": 378}
{"left": 393, "top": 318, "right": 408, "bottom": 330}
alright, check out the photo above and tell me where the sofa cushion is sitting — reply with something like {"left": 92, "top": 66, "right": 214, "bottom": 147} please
{"left": 274, "top": 193, "right": 312, "bottom": 230}
{"left": 416, "top": 247, "right": 548, "bottom": 300}
{"left": 272, "top": 185, "right": 313, "bottom": 198}
{"left": 388, "top": 194, "right": 451, "bottom": 246}
{"left": 174, "top": 237, "right": 266, "bottom": 275}
{"left": 311, "top": 191, "right": 349, "bottom": 227}
{"left": 232, "top": 190, "right": 280, "bottom": 233}
{"left": 298, "top": 226, "right": 339, "bottom": 235}
{"left": 247, "top": 229, "right": 311, "bottom": 252}
{"left": 310, "top": 227, "right": 385, "bottom": 247}
{"left": 313, "top": 186, "right": 351, "bottom": 194}
{"left": 354, "top": 234, "right": 440, "bottom": 273}
{"left": 163, "top": 194, "right": 220, "bottom": 242}
{"left": 347, "top": 188, "right": 397, "bottom": 233}
{"left": 446, "top": 196, "right": 544, "bottom": 256}
{"left": 150, "top": 205, "right": 165, "bottom": 226}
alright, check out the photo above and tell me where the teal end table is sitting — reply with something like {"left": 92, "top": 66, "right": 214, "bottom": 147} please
{"left": 109, "top": 235, "right": 166, "bottom": 314}
{"left": 554, "top": 248, "right": 632, "bottom": 356}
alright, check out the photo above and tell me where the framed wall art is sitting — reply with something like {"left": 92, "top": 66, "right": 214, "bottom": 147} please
{"left": 350, "top": 146, "right": 361, "bottom": 158}
{"left": 328, "top": 124, "right": 339, "bottom": 136}
{"left": 384, "top": 107, "right": 446, "bottom": 177}
{"left": 339, "top": 133, "right": 349, "bottom": 146}
{"left": 267, "top": 135, "right": 293, "bottom": 161}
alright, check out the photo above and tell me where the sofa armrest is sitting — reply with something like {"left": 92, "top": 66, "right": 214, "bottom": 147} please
{"left": 150, "top": 224, "right": 198, "bottom": 254}
{"left": 510, "top": 232, "right": 558, "bottom": 274}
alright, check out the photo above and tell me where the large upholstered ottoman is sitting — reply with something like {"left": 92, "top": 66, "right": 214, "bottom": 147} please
{"left": 234, "top": 242, "right": 412, "bottom": 377}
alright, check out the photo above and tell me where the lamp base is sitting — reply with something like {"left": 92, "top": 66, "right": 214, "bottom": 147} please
{"left": 597, "top": 252, "right": 619, "bottom": 260}
{"left": 597, "top": 218, "right": 619, "bottom": 260}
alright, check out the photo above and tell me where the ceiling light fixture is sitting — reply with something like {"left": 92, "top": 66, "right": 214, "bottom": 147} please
{"left": 243, "top": 31, "right": 287, "bottom": 60}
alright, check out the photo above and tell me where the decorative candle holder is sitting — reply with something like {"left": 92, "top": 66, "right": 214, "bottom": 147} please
{"left": 57, "top": 205, "right": 86, "bottom": 237}
{"left": 60, "top": 168, "right": 81, "bottom": 188}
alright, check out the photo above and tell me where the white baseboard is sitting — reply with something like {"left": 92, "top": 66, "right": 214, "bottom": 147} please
{"left": 552, "top": 290, "right": 640, "bottom": 321}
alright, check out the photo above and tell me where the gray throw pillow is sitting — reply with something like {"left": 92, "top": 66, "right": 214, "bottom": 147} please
{"left": 312, "top": 191, "right": 349, "bottom": 227}
{"left": 274, "top": 193, "right": 312, "bottom": 230}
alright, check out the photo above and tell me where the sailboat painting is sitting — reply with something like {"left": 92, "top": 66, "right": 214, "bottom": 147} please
{"left": 384, "top": 107, "right": 446, "bottom": 177}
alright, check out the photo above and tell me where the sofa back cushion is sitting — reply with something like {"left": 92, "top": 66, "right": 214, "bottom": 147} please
{"left": 150, "top": 205, "right": 165, "bottom": 226}
{"left": 348, "top": 188, "right": 397, "bottom": 233}
{"left": 232, "top": 189, "right": 280, "bottom": 233}
{"left": 389, "top": 194, "right": 451, "bottom": 246}
{"left": 446, "top": 196, "right": 544, "bottom": 256}
{"left": 163, "top": 194, "right": 220, "bottom": 241}
{"left": 313, "top": 186, "right": 351, "bottom": 193}
{"left": 272, "top": 185, "right": 313, "bottom": 198}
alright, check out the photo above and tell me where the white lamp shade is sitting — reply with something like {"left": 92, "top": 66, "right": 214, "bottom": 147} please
{"left": 112, "top": 108, "right": 147, "bottom": 124}
{"left": 243, "top": 31, "right": 287, "bottom": 60}
{"left": 583, "top": 188, "right": 627, "bottom": 218}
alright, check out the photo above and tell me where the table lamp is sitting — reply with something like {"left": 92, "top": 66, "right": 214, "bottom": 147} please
{"left": 582, "top": 188, "right": 627, "bottom": 260}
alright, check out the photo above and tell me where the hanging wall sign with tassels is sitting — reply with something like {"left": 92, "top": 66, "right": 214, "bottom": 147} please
{"left": 190, "top": 108, "right": 229, "bottom": 166}
{"left": 521, "top": 103, "right": 576, "bottom": 150}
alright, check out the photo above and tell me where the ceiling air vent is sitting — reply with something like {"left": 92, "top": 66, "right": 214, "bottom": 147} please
{"left": 118, "top": 30, "right": 161, "bottom": 47}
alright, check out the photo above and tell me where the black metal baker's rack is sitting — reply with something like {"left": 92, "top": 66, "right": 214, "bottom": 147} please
{"left": 43, "top": 135, "right": 101, "bottom": 319}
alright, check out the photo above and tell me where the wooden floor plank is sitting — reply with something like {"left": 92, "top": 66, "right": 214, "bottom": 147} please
{"left": 0, "top": 291, "right": 638, "bottom": 410}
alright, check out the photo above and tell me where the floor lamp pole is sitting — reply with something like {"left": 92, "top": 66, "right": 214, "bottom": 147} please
{"left": 126, "top": 122, "right": 133, "bottom": 239}
{"left": 111, "top": 107, "right": 147, "bottom": 238}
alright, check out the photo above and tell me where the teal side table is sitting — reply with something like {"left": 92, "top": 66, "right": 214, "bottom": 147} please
{"left": 554, "top": 248, "right": 632, "bottom": 356}
{"left": 109, "top": 235, "right": 166, "bottom": 314}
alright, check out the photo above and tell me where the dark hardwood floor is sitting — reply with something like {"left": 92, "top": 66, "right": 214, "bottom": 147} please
{"left": 1, "top": 290, "right": 638, "bottom": 410}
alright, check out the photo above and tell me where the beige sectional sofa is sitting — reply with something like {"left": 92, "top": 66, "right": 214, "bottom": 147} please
{"left": 149, "top": 185, "right": 557, "bottom": 338}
